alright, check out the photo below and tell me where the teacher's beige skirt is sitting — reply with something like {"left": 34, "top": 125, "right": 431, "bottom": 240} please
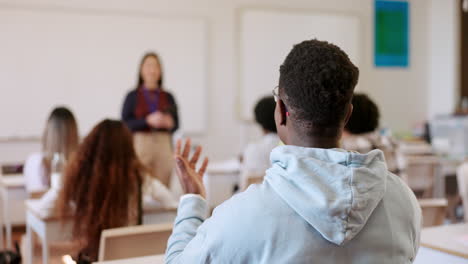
{"left": 134, "top": 132, "right": 174, "bottom": 187}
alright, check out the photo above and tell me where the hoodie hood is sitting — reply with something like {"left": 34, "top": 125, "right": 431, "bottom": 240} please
{"left": 265, "top": 145, "right": 388, "bottom": 246}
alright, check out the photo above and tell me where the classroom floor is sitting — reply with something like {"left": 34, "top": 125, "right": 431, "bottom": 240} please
{"left": 3, "top": 226, "right": 77, "bottom": 264}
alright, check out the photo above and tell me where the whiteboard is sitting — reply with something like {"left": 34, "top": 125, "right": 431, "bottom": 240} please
{"left": 239, "top": 9, "right": 361, "bottom": 120}
{"left": 0, "top": 8, "right": 207, "bottom": 138}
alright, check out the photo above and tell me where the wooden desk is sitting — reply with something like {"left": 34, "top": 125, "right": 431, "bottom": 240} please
{"left": 397, "top": 141, "right": 433, "bottom": 155}
{"left": 204, "top": 159, "right": 240, "bottom": 208}
{"left": 420, "top": 223, "right": 468, "bottom": 258}
{"left": 0, "top": 174, "right": 27, "bottom": 249}
{"left": 414, "top": 247, "right": 468, "bottom": 264}
{"left": 25, "top": 199, "right": 73, "bottom": 264}
{"left": 93, "top": 254, "right": 164, "bottom": 264}
{"left": 25, "top": 198, "right": 176, "bottom": 264}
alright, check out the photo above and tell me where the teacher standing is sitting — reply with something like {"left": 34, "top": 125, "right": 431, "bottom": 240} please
{"left": 122, "top": 52, "right": 179, "bottom": 187}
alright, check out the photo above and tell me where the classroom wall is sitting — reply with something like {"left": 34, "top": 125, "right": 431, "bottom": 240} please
{"left": 0, "top": 0, "right": 459, "bottom": 163}
{"left": 427, "top": 0, "right": 459, "bottom": 119}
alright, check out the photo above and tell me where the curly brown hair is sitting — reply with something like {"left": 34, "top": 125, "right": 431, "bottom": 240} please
{"left": 57, "top": 119, "right": 143, "bottom": 260}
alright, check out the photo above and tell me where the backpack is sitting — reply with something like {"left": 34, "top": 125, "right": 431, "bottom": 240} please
{"left": 0, "top": 243, "right": 21, "bottom": 264}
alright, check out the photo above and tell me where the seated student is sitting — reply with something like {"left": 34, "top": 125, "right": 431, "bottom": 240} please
{"left": 57, "top": 119, "right": 177, "bottom": 262}
{"left": 341, "top": 93, "right": 398, "bottom": 172}
{"left": 240, "top": 96, "right": 279, "bottom": 190}
{"left": 23, "top": 107, "right": 79, "bottom": 193}
{"left": 166, "top": 40, "right": 421, "bottom": 263}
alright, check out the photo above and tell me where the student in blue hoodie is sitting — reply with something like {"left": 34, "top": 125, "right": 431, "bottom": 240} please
{"left": 166, "top": 39, "right": 421, "bottom": 263}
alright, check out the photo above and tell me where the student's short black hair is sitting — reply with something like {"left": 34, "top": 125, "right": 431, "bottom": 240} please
{"left": 279, "top": 39, "right": 359, "bottom": 136}
{"left": 345, "top": 93, "right": 380, "bottom": 134}
{"left": 254, "top": 96, "right": 277, "bottom": 133}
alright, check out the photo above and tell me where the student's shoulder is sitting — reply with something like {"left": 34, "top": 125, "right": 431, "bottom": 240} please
{"left": 25, "top": 152, "right": 44, "bottom": 166}
{"left": 385, "top": 172, "right": 421, "bottom": 213}
{"left": 27, "top": 152, "right": 43, "bottom": 160}
{"left": 383, "top": 172, "right": 421, "bottom": 243}
{"left": 387, "top": 172, "right": 413, "bottom": 194}
{"left": 199, "top": 181, "right": 301, "bottom": 258}
{"left": 24, "top": 152, "right": 46, "bottom": 186}
{"left": 200, "top": 184, "right": 275, "bottom": 245}
{"left": 210, "top": 182, "right": 279, "bottom": 225}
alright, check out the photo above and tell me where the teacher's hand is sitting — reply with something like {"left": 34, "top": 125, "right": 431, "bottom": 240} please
{"left": 146, "top": 111, "right": 167, "bottom": 129}
{"left": 174, "top": 138, "right": 209, "bottom": 198}
{"left": 162, "top": 114, "right": 174, "bottom": 130}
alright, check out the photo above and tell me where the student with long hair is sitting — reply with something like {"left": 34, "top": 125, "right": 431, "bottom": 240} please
{"left": 24, "top": 106, "right": 79, "bottom": 193}
{"left": 121, "top": 52, "right": 179, "bottom": 187}
{"left": 57, "top": 119, "right": 176, "bottom": 262}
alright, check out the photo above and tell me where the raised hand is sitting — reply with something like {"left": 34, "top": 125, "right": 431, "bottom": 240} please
{"left": 174, "top": 138, "right": 209, "bottom": 198}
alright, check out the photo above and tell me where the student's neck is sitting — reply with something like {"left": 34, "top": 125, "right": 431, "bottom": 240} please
{"left": 288, "top": 134, "right": 340, "bottom": 149}
{"left": 288, "top": 129, "right": 341, "bottom": 149}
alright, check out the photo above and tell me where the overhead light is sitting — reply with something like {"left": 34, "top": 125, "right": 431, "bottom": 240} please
{"left": 464, "top": 0, "right": 468, "bottom": 12}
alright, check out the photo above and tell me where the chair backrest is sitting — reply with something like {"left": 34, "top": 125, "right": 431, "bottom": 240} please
{"left": 398, "top": 155, "right": 441, "bottom": 198}
{"left": 142, "top": 207, "right": 177, "bottom": 225}
{"left": 457, "top": 162, "right": 468, "bottom": 222}
{"left": 98, "top": 223, "right": 173, "bottom": 261}
{"left": 418, "top": 198, "right": 448, "bottom": 227}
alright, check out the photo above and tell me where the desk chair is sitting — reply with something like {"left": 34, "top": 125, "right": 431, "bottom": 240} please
{"left": 98, "top": 223, "right": 172, "bottom": 261}
{"left": 0, "top": 174, "right": 27, "bottom": 249}
{"left": 419, "top": 198, "right": 448, "bottom": 227}
{"left": 398, "top": 155, "right": 442, "bottom": 198}
{"left": 142, "top": 206, "right": 177, "bottom": 225}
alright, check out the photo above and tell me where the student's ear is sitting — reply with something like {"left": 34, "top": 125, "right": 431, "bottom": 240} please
{"left": 343, "top": 103, "right": 353, "bottom": 126}
{"left": 278, "top": 99, "right": 288, "bottom": 126}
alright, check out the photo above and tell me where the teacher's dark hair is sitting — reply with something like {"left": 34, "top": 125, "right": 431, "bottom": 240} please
{"left": 137, "top": 52, "right": 164, "bottom": 88}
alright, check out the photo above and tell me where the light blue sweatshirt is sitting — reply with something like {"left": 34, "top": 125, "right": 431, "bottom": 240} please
{"left": 166, "top": 146, "right": 421, "bottom": 263}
